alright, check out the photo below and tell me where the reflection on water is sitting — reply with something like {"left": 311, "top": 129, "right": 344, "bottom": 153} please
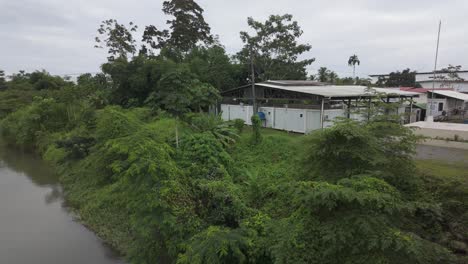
{"left": 0, "top": 148, "right": 63, "bottom": 206}
{"left": 0, "top": 147, "right": 58, "bottom": 186}
{"left": 0, "top": 146, "right": 124, "bottom": 264}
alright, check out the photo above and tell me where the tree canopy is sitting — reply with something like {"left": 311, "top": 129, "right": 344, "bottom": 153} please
{"left": 237, "top": 14, "right": 315, "bottom": 82}
{"left": 95, "top": 19, "right": 138, "bottom": 61}
{"left": 376, "top": 68, "right": 419, "bottom": 87}
{"left": 142, "top": 0, "right": 213, "bottom": 57}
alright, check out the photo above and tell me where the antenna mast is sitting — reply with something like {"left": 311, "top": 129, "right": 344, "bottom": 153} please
{"left": 250, "top": 45, "right": 257, "bottom": 114}
{"left": 428, "top": 20, "right": 442, "bottom": 120}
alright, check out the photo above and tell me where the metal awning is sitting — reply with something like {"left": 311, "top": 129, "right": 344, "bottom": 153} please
{"left": 430, "top": 90, "right": 468, "bottom": 101}
{"left": 255, "top": 82, "right": 419, "bottom": 98}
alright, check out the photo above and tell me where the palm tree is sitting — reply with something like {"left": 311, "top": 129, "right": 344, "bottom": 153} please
{"left": 328, "top": 71, "right": 338, "bottom": 84}
{"left": 318, "top": 67, "right": 330, "bottom": 83}
{"left": 348, "top": 54, "right": 360, "bottom": 79}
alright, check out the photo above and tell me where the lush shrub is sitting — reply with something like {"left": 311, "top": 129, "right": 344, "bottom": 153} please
{"left": 302, "top": 119, "right": 419, "bottom": 187}
{"left": 179, "top": 133, "right": 233, "bottom": 179}
{"left": 251, "top": 115, "right": 262, "bottom": 145}
{"left": 265, "top": 177, "right": 454, "bottom": 264}
{"left": 187, "top": 113, "right": 238, "bottom": 147}
{"left": 179, "top": 226, "right": 250, "bottom": 264}
{"left": 233, "top": 118, "right": 245, "bottom": 133}
{"left": 56, "top": 136, "right": 96, "bottom": 160}
{"left": 0, "top": 97, "right": 68, "bottom": 148}
{"left": 95, "top": 106, "right": 143, "bottom": 141}
{"left": 43, "top": 144, "right": 67, "bottom": 165}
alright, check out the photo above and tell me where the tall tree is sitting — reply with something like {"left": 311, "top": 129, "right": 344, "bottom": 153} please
{"left": 237, "top": 14, "right": 315, "bottom": 82}
{"left": 142, "top": 0, "right": 213, "bottom": 56}
{"left": 348, "top": 54, "right": 360, "bottom": 79}
{"left": 95, "top": 19, "right": 138, "bottom": 61}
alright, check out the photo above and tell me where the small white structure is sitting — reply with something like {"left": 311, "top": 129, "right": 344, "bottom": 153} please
{"left": 427, "top": 90, "right": 468, "bottom": 118}
{"left": 220, "top": 81, "right": 419, "bottom": 134}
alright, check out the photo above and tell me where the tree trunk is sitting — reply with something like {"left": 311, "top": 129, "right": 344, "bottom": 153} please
{"left": 353, "top": 65, "right": 356, "bottom": 80}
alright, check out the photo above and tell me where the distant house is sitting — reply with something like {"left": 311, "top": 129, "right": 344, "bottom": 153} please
{"left": 218, "top": 80, "right": 419, "bottom": 133}
{"left": 426, "top": 90, "right": 468, "bottom": 118}
{"left": 370, "top": 70, "right": 468, "bottom": 93}
{"left": 415, "top": 71, "right": 468, "bottom": 93}
{"left": 398, "top": 87, "right": 468, "bottom": 121}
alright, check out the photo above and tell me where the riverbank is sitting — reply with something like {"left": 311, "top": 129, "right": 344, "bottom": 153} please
{"left": 1, "top": 102, "right": 467, "bottom": 263}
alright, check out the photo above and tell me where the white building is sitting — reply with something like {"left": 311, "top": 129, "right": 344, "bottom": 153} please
{"left": 395, "top": 87, "right": 468, "bottom": 121}
{"left": 219, "top": 81, "right": 419, "bottom": 134}
{"left": 370, "top": 70, "right": 468, "bottom": 93}
{"left": 426, "top": 90, "right": 468, "bottom": 118}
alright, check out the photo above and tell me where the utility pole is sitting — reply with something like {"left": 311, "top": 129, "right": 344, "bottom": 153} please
{"left": 428, "top": 20, "right": 442, "bottom": 121}
{"left": 250, "top": 45, "right": 257, "bottom": 114}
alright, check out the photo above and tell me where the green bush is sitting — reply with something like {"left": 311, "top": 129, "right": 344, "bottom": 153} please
{"left": 95, "top": 106, "right": 143, "bottom": 141}
{"left": 251, "top": 115, "right": 262, "bottom": 145}
{"left": 188, "top": 113, "right": 238, "bottom": 147}
{"left": 233, "top": 118, "right": 245, "bottom": 133}
{"left": 0, "top": 97, "right": 68, "bottom": 148}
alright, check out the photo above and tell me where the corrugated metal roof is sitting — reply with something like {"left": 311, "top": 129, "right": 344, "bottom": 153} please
{"left": 257, "top": 82, "right": 419, "bottom": 98}
{"left": 431, "top": 90, "right": 468, "bottom": 101}
{"left": 264, "top": 80, "right": 326, "bottom": 86}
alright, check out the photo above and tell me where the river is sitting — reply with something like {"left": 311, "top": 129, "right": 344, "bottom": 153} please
{"left": 0, "top": 147, "right": 124, "bottom": 264}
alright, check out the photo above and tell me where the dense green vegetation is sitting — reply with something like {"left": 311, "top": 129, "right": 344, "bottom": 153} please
{"left": 1, "top": 86, "right": 467, "bottom": 263}
{"left": 1, "top": 0, "right": 467, "bottom": 263}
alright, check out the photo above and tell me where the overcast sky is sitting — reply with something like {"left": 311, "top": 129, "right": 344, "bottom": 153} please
{"left": 1, "top": 0, "right": 467, "bottom": 78}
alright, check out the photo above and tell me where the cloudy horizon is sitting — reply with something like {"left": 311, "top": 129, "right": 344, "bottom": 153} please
{"left": 1, "top": 0, "right": 467, "bottom": 79}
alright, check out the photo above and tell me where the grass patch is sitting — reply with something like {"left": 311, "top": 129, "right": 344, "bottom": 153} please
{"left": 415, "top": 160, "right": 468, "bottom": 179}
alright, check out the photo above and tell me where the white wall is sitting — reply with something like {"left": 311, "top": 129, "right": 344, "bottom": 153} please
{"left": 413, "top": 93, "right": 427, "bottom": 104}
{"left": 416, "top": 72, "right": 468, "bottom": 82}
{"left": 427, "top": 98, "right": 447, "bottom": 117}
{"left": 370, "top": 72, "right": 468, "bottom": 93}
{"left": 415, "top": 72, "right": 468, "bottom": 92}
{"left": 221, "top": 104, "right": 415, "bottom": 134}
{"left": 221, "top": 104, "right": 254, "bottom": 125}
{"left": 221, "top": 104, "right": 323, "bottom": 133}
{"left": 419, "top": 81, "right": 468, "bottom": 93}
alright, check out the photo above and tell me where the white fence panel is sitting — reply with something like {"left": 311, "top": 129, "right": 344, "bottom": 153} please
{"left": 305, "top": 110, "right": 321, "bottom": 133}
{"left": 286, "top": 108, "right": 306, "bottom": 133}
{"left": 259, "top": 107, "right": 275, "bottom": 128}
{"left": 221, "top": 104, "right": 325, "bottom": 134}
{"left": 273, "top": 107, "right": 288, "bottom": 130}
{"left": 246, "top": 105, "right": 254, "bottom": 125}
{"left": 221, "top": 104, "right": 230, "bottom": 120}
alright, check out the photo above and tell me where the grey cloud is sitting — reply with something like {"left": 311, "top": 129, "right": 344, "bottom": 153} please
{"left": 1, "top": 0, "right": 467, "bottom": 78}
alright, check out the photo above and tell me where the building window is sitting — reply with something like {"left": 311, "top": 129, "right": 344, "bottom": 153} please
{"left": 438, "top": 102, "right": 444, "bottom": 111}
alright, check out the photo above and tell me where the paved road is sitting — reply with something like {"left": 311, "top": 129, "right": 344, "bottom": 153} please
{"left": 415, "top": 144, "right": 468, "bottom": 163}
